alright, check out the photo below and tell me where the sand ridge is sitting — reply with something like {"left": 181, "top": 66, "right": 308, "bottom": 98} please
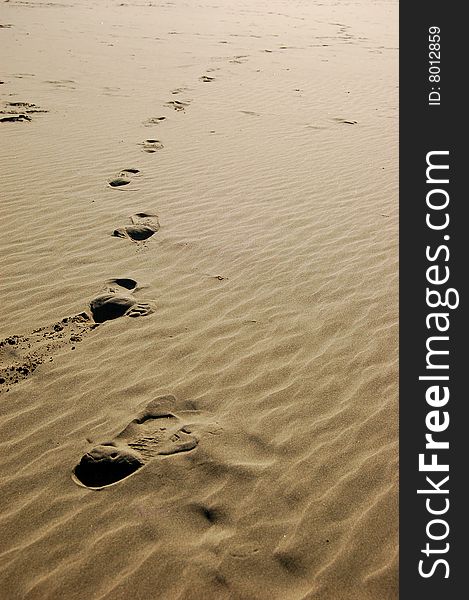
{"left": 0, "top": 0, "right": 398, "bottom": 598}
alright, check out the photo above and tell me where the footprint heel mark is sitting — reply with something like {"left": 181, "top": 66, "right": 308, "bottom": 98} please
{"left": 112, "top": 212, "right": 160, "bottom": 243}
{"left": 73, "top": 395, "right": 201, "bottom": 489}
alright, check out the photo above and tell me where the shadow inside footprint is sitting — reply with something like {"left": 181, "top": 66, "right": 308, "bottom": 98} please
{"left": 106, "top": 278, "right": 138, "bottom": 291}
{"left": 113, "top": 225, "right": 158, "bottom": 241}
{"left": 73, "top": 396, "right": 200, "bottom": 488}
{"left": 74, "top": 445, "right": 144, "bottom": 488}
{"left": 90, "top": 294, "right": 152, "bottom": 323}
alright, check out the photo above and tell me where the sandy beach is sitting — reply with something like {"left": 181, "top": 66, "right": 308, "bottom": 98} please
{"left": 0, "top": 0, "right": 398, "bottom": 598}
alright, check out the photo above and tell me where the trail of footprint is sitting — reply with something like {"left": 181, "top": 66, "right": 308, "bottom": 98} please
{"left": 73, "top": 395, "right": 202, "bottom": 489}
{"left": 112, "top": 212, "right": 160, "bottom": 243}
{"left": 0, "top": 279, "right": 153, "bottom": 392}
{"left": 108, "top": 168, "right": 140, "bottom": 188}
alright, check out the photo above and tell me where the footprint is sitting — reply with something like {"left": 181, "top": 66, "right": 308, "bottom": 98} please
{"left": 139, "top": 139, "right": 164, "bottom": 153}
{"left": 108, "top": 168, "right": 140, "bottom": 188}
{"left": 164, "top": 99, "right": 190, "bottom": 112}
{"left": 89, "top": 279, "right": 153, "bottom": 323}
{"left": 199, "top": 75, "right": 214, "bottom": 82}
{"left": 72, "top": 395, "right": 200, "bottom": 488}
{"left": 143, "top": 116, "right": 166, "bottom": 127}
{"left": 112, "top": 212, "right": 160, "bottom": 243}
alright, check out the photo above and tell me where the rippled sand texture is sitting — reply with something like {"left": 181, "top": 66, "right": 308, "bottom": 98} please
{"left": 0, "top": 0, "right": 398, "bottom": 598}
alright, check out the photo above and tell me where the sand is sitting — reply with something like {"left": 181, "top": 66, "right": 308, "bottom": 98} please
{"left": 0, "top": 0, "right": 398, "bottom": 598}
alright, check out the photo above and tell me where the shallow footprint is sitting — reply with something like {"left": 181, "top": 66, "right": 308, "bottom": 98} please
{"left": 139, "top": 139, "right": 164, "bottom": 153}
{"left": 73, "top": 395, "right": 200, "bottom": 488}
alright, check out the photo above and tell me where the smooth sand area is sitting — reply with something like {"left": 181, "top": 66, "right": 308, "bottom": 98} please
{"left": 0, "top": 0, "right": 398, "bottom": 598}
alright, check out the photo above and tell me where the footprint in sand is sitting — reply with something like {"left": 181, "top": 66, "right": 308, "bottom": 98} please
{"left": 143, "top": 116, "right": 166, "bottom": 127}
{"left": 164, "top": 99, "right": 190, "bottom": 112}
{"left": 89, "top": 278, "right": 153, "bottom": 323}
{"left": 112, "top": 212, "right": 160, "bottom": 243}
{"left": 72, "top": 395, "right": 202, "bottom": 489}
{"left": 0, "top": 279, "right": 152, "bottom": 392}
{"left": 139, "top": 139, "right": 164, "bottom": 153}
{"left": 108, "top": 168, "right": 140, "bottom": 188}
{"left": 199, "top": 75, "right": 215, "bottom": 82}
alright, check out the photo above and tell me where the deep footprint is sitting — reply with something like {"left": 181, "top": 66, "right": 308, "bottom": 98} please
{"left": 112, "top": 212, "right": 160, "bottom": 243}
{"left": 73, "top": 395, "right": 200, "bottom": 488}
{"left": 89, "top": 281, "right": 153, "bottom": 322}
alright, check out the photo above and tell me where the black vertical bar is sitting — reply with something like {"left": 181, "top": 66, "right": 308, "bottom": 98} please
{"left": 400, "top": 3, "right": 466, "bottom": 598}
